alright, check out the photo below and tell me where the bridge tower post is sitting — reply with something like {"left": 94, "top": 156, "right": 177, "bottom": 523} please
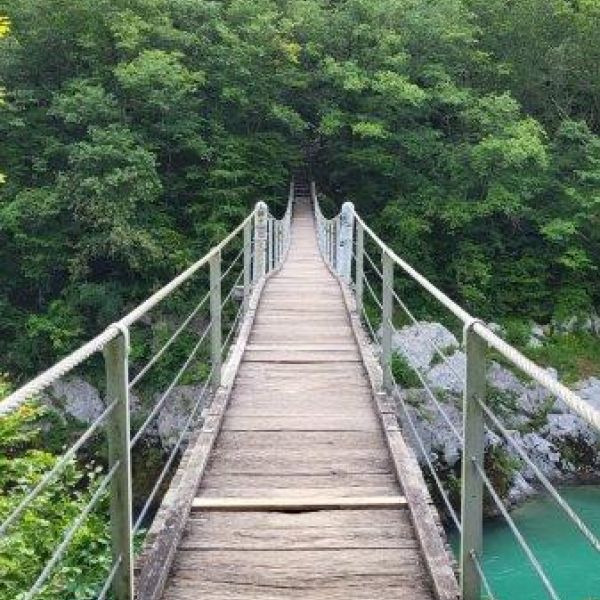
{"left": 243, "top": 219, "right": 252, "bottom": 315}
{"left": 253, "top": 201, "right": 268, "bottom": 281}
{"left": 338, "top": 202, "right": 355, "bottom": 282}
{"left": 267, "top": 216, "right": 274, "bottom": 273}
{"left": 460, "top": 323, "right": 486, "bottom": 600}
{"left": 355, "top": 220, "right": 364, "bottom": 316}
{"left": 210, "top": 251, "right": 222, "bottom": 387}
{"left": 381, "top": 251, "right": 394, "bottom": 392}
{"left": 104, "top": 332, "right": 134, "bottom": 600}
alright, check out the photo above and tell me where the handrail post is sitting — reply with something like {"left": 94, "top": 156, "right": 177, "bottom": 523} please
{"left": 461, "top": 323, "right": 486, "bottom": 600}
{"left": 104, "top": 333, "right": 134, "bottom": 600}
{"left": 210, "top": 251, "right": 222, "bottom": 387}
{"left": 276, "top": 221, "right": 283, "bottom": 267}
{"left": 333, "top": 218, "right": 338, "bottom": 272}
{"left": 243, "top": 220, "right": 252, "bottom": 315}
{"left": 327, "top": 222, "right": 332, "bottom": 266}
{"left": 253, "top": 202, "right": 268, "bottom": 281}
{"left": 267, "top": 216, "right": 274, "bottom": 273}
{"left": 338, "top": 202, "right": 354, "bottom": 282}
{"left": 382, "top": 251, "right": 394, "bottom": 392}
{"left": 355, "top": 220, "right": 364, "bottom": 315}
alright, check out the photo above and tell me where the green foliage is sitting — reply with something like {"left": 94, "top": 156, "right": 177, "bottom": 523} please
{"left": 0, "top": 404, "right": 111, "bottom": 600}
{"left": 484, "top": 445, "right": 521, "bottom": 509}
{"left": 1, "top": 0, "right": 600, "bottom": 382}
{"left": 527, "top": 332, "right": 600, "bottom": 384}
{"left": 391, "top": 353, "right": 421, "bottom": 389}
{"left": 502, "top": 318, "right": 532, "bottom": 348}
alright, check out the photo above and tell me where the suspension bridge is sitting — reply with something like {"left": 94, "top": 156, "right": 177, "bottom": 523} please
{"left": 1, "top": 180, "right": 599, "bottom": 600}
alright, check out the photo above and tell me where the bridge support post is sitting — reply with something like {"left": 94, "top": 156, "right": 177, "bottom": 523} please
{"left": 276, "top": 221, "right": 283, "bottom": 267}
{"left": 210, "top": 251, "right": 222, "bottom": 387}
{"left": 460, "top": 323, "right": 486, "bottom": 600}
{"left": 104, "top": 333, "right": 134, "bottom": 600}
{"left": 253, "top": 201, "right": 268, "bottom": 281}
{"left": 338, "top": 202, "right": 355, "bottom": 282}
{"left": 381, "top": 251, "right": 394, "bottom": 392}
{"left": 355, "top": 220, "right": 364, "bottom": 316}
{"left": 267, "top": 216, "right": 274, "bottom": 273}
{"left": 243, "top": 220, "right": 252, "bottom": 315}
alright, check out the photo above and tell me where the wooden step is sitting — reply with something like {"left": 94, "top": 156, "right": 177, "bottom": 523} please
{"left": 192, "top": 495, "right": 408, "bottom": 512}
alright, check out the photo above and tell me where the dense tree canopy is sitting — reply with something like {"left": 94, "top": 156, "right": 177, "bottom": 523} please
{"left": 1, "top": 0, "right": 599, "bottom": 379}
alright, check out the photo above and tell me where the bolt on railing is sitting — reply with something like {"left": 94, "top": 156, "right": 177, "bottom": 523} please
{"left": 312, "top": 183, "right": 600, "bottom": 600}
{"left": 0, "top": 190, "right": 294, "bottom": 599}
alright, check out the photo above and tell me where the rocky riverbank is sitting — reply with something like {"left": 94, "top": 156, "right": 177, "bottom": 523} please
{"left": 40, "top": 378, "right": 208, "bottom": 512}
{"left": 390, "top": 321, "right": 600, "bottom": 513}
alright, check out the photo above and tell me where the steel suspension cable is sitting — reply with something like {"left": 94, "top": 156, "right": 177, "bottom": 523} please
{"left": 0, "top": 399, "right": 117, "bottom": 537}
{"left": 472, "top": 458, "right": 560, "bottom": 600}
{"left": 130, "top": 320, "right": 212, "bottom": 448}
{"left": 23, "top": 462, "right": 120, "bottom": 600}
{"left": 129, "top": 290, "right": 211, "bottom": 389}
{"left": 132, "top": 365, "right": 215, "bottom": 535}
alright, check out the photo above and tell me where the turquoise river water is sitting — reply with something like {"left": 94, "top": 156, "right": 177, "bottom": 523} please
{"left": 450, "top": 486, "right": 600, "bottom": 599}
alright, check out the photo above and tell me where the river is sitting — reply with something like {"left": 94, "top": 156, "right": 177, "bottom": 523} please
{"left": 450, "top": 486, "right": 600, "bottom": 599}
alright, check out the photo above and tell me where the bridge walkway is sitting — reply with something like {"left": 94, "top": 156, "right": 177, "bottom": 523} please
{"left": 159, "top": 193, "right": 447, "bottom": 599}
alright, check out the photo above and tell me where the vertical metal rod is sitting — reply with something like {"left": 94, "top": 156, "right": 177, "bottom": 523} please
{"left": 210, "top": 251, "right": 222, "bottom": 387}
{"left": 461, "top": 324, "right": 486, "bottom": 600}
{"left": 356, "top": 220, "right": 364, "bottom": 315}
{"left": 104, "top": 334, "right": 134, "bottom": 600}
{"left": 253, "top": 202, "right": 268, "bottom": 281}
{"left": 382, "top": 251, "right": 394, "bottom": 392}
{"left": 243, "top": 220, "right": 252, "bottom": 315}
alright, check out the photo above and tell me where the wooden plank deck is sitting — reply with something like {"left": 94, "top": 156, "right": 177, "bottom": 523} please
{"left": 156, "top": 194, "right": 457, "bottom": 600}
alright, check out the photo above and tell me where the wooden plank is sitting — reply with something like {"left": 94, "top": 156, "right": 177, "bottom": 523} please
{"left": 222, "top": 414, "right": 380, "bottom": 431}
{"left": 135, "top": 276, "right": 270, "bottom": 600}
{"left": 163, "top": 549, "right": 433, "bottom": 600}
{"left": 181, "top": 509, "right": 416, "bottom": 550}
{"left": 156, "top": 195, "right": 445, "bottom": 600}
{"left": 198, "top": 472, "right": 399, "bottom": 498}
{"left": 243, "top": 350, "right": 361, "bottom": 363}
{"left": 191, "top": 495, "right": 407, "bottom": 512}
{"left": 336, "top": 275, "right": 460, "bottom": 600}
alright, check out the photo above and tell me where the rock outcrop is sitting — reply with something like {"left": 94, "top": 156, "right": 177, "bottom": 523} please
{"left": 392, "top": 321, "right": 600, "bottom": 510}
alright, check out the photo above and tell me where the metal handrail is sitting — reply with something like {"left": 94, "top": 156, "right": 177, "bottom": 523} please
{"left": 0, "top": 187, "right": 294, "bottom": 600}
{"left": 312, "top": 184, "right": 600, "bottom": 600}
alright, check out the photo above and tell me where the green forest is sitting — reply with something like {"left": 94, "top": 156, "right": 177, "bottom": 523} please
{"left": 2, "top": 1, "right": 600, "bottom": 599}
{"left": 1, "top": 0, "right": 600, "bottom": 382}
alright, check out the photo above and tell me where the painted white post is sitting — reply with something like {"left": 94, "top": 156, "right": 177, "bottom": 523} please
{"left": 355, "top": 220, "right": 364, "bottom": 316}
{"left": 253, "top": 201, "right": 268, "bottom": 281}
{"left": 333, "top": 218, "right": 339, "bottom": 271}
{"left": 461, "top": 322, "right": 486, "bottom": 600}
{"left": 210, "top": 251, "right": 222, "bottom": 387}
{"left": 381, "top": 251, "right": 394, "bottom": 392}
{"left": 277, "top": 221, "right": 283, "bottom": 266}
{"left": 104, "top": 333, "right": 134, "bottom": 600}
{"left": 267, "top": 217, "right": 274, "bottom": 273}
{"left": 338, "top": 202, "right": 354, "bottom": 282}
{"left": 243, "top": 220, "right": 252, "bottom": 315}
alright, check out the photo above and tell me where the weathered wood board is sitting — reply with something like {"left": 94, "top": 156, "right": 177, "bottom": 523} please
{"left": 157, "top": 193, "right": 456, "bottom": 600}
